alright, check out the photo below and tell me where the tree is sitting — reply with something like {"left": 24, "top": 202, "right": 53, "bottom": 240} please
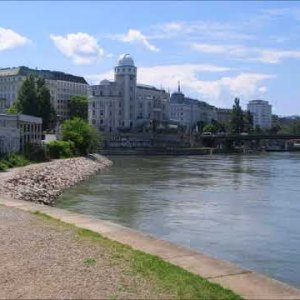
{"left": 230, "top": 98, "right": 244, "bottom": 134}
{"left": 69, "top": 95, "right": 88, "bottom": 120}
{"left": 244, "top": 110, "right": 253, "bottom": 134}
{"left": 36, "top": 78, "right": 56, "bottom": 131}
{"left": 15, "top": 75, "right": 39, "bottom": 116}
{"left": 12, "top": 75, "right": 56, "bottom": 131}
{"left": 203, "top": 124, "right": 218, "bottom": 134}
{"left": 61, "top": 117, "right": 102, "bottom": 155}
{"left": 5, "top": 104, "right": 18, "bottom": 114}
{"left": 254, "top": 125, "right": 263, "bottom": 134}
{"left": 195, "top": 121, "right": 207, "bottom": 133}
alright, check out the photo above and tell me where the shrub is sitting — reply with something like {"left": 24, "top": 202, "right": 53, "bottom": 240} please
{"left": 0, "top": 153, "right": 30, "bottom": 171}
{"left": 0, "top": 161, "right": 9, "bottom": 171}
{"left": 24, "top": 142, "right": 49, "bottom": 162}
{"left": 61, "top": 117, "right": 102, "bottom": 155}
{"left": 6, "top": 153, "right": 30, "bottom": 167}
{"left": 47, "top": 140, "right": 75, "bottom": 159}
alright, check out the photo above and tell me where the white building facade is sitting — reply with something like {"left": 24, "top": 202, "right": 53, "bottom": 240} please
{"left": 0, "top": 67, "right": 89, "bottom": 120}
{"left": 0, "top": 114, "right": 42, "bottom": 154}
{"left": 247, "top": 100, "right": 272, "bottom": 129}
{"left": 89, "top": 54, "right": 170, "bottom": 133}
{"left": 169, "top": 85, "right": 217, "bottom": 129}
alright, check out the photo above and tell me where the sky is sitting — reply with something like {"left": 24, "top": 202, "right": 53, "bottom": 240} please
{"left": 0, "top": 1, "right": 300, "bottom": 116}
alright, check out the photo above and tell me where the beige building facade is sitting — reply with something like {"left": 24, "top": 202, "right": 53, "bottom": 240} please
{"left": 170, "top": 85, "right": 217, "bottom": 130}
{"left": 0, "top": 67, "right": 88, "bottom": 120}
{"left": 89, "top": 54, "right": 170, "bottom": 133}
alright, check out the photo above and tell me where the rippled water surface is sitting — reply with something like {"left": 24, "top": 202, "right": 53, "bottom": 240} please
{"left": 57, "top": 153, "right": 300, "bottom": 287}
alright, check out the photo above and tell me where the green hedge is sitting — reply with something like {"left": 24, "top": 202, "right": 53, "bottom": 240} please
{"left": 47, "top": 140, "right": 75, "bottom": 159}
{"left": 0, "top": 153, "right": 30, "bottom": 171}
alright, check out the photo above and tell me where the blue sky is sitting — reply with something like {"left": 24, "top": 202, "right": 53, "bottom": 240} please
{"left": 1, "top": 1, "right": 300, "bottom": 115}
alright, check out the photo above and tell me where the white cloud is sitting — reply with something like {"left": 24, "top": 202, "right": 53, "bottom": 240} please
{"left": 111, "top": 29, "right": 160, "bottom": 52}
{"left": 50, "top": 32, "right": 105, "bottom": 64}
{"left": 150, "top": 21, "right": 254, "bottom": 41}
{"left": 258, "top": 86, "right": 267, "bottom": 93}
{"left": 191, "top": 42, "right": 300, "bottom": 64}
{"left": 258, "top": 49, "right": 300, "bottom": 63}
{"left": 262, "top": 7, "right": 300, "bottom": 21}
{"left": 85, "top": 64, "right": 274, "bottom": 107}
{"left": 0, "top": 28, "right": 30, "bottom": 51}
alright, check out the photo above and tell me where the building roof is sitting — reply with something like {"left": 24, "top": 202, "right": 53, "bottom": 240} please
{"left": 0, "top": 113, "right": 42, "bottom": 123}
{"left": 248, "top": 99, "right": 270, "bottom": 105}
{"left": 136, "top": 84, "right": 166, "bottom": 92}
{"left": 0, "top": 66, "right": 87, "bottom": 84}
{"left": 118, "top": 54, "right": 135, "bottom": 66}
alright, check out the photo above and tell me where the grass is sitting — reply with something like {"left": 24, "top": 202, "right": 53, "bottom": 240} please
{"left": 33, "top": 211, "right": 242, "bottom": 300}
{"left": 83, "top": 257, "right": 96, "bottom": 265}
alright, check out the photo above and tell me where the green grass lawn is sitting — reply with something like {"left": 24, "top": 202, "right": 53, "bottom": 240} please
{"left": 34, "top": 211, "right": 242, "bottom": 300}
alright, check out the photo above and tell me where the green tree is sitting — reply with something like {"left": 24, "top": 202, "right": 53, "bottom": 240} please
{"left": 61, "top": 117, "right": 101, "bottom": 155}
{"left": 36, "top": 78, "right": 56, "bottom": 131}
{"left": 244, "top": 110, "right": 253, "bottom": 134}
{"left": 203, "top": 123, "right": 218, "bottom": 134}
{"left": 254, "top": 125, "right": 263, "bottom": 134}
{"left": 230, "top": 98, "right": 244, "bottom": 134}
{"left": 15, "top": 75, "right": 39, "bottom": 116}
{"left": 5, "top": 104, "right": 18, "bottom": 114}
{"left": 69, "top": 95, "right": 88, "bottom": 120}
{"left": 12, "top": 75, "right": 56, "bottom": 131}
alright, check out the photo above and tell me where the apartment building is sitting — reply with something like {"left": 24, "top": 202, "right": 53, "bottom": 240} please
{"left": 0, "top": 67, "right": 88, "bottom": 120}
{"left": 247, "top": 100, "right": 272, "bottom": 129}
{"left": 169, "top": 84, "right": 216, "bottom": 129}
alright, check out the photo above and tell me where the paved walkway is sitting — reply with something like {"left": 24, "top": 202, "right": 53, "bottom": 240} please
{"left": 1, "top": 198, "right": 300, "bottom": 300}
{"left": 0, "top": 205, "right": 170, "bottom": 299}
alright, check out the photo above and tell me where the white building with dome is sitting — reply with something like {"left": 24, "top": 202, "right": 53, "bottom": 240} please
{"left": 89, "top": 54, "right": 170, "bottom": 132}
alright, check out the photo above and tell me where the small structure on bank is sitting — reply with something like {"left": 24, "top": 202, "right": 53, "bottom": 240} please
{"left": 0, "top": 114, "right": 42, "bottom": 154}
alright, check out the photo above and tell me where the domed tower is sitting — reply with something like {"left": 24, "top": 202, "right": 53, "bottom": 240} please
{"left": 114, "top": 54, "right": 137, "bottom": 129}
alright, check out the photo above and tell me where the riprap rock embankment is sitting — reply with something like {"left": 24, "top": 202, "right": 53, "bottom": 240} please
{"left": 0, "top": 155, "right": 112, "bottom": 205}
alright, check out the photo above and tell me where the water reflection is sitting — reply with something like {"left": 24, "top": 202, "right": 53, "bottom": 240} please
{"left": 57, "top": 153, "right": 300, "bottom": 287}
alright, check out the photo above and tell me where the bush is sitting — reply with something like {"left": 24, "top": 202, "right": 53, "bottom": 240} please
{"left": 6, "top": 153, "right": 30, "bottom": 167}
{"left": 24, "top": 142, "right": 49, "bottom": 162}
{"left": 61, "top": 117, "right": 102, "bottom": 155}
{"left": 0, "top": 153, "right": 30, "bottom": 172}
{"left": 47, "top": 140, "right": 75, "bottom": 159}
{"left": 0, "top": 161, "right": 9, "bottom": 171}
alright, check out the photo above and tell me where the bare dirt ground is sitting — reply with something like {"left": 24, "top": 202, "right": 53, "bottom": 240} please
{"left": 0, "top": 206, "right": 171, "bottom": 299}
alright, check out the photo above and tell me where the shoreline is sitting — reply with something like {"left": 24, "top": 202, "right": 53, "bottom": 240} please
{"left": 0, "top": 154, "right": 112, "bottom": 205}
{"left": 1, "top": 197, "right": 300, "bottom": 300}
{"left": 1, "top": 155, "right": 300, "bottom": 298}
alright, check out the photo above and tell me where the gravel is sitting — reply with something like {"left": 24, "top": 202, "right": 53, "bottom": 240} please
{"left": 0, "top": 155, "right": 112, "bottom": 205}
{"left": 0, "top": 206, "right": 171, "bottom": 299}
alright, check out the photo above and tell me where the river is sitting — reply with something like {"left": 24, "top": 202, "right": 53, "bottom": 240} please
{"left": 57, "top": 153, "right": 300, "bottom": 288}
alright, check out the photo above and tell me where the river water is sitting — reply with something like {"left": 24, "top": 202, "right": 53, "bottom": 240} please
{"left": 57, "top": 153, "right": 300, "bottom": 287}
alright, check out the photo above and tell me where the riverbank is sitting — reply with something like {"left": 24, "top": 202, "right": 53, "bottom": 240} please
{"left": 0, "top": 155, "right": 112, "bottom": 205}
{"left": 0, "top": 204, "right": 240, "bottom": 299}
{"left": 1, "top": 198, "right": 300, "bottom": 299}
{"left": 100, "top": 147, "right": 216, "bottom": 155}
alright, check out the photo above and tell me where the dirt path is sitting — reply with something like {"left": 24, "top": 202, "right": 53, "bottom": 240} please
{"left": 0, "top": 206, "right": 171, "bottom": 299}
